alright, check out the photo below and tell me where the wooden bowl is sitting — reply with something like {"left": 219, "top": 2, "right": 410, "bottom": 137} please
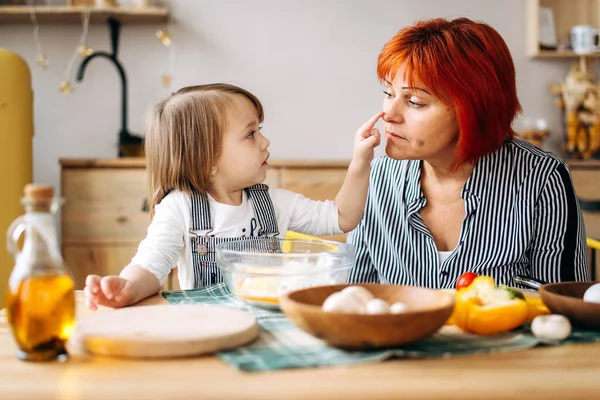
{"left": 539, "top": 281, "right": 600, "bottom": 331}
{"left": 279, "top": 284, "right": 455, "bottom": 349}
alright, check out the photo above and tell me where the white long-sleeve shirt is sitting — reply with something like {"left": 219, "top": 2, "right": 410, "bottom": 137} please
{"left": 128, "top": 188, "right": 343, "bottom": 289}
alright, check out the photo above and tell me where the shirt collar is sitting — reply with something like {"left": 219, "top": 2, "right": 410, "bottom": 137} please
{"left": 462, "top": 143, "right": 507, "bottom": 202}
{"left": 404, "top": 159, "right": 423, "bottom": 206}
{"left": 404, "top": 157, "right": 484, "bottom": 207}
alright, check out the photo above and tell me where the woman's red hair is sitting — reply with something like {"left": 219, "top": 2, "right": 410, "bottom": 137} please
{"left": 377, "top": 17, "right": 522, "bottom": 169}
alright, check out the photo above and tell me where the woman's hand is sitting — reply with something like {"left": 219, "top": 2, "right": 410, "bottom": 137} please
{"left": 352, "top": 111, "right": 383, "bottom": 169}
{"left": 84, "top": 274, "right": 136, "bottom": 310}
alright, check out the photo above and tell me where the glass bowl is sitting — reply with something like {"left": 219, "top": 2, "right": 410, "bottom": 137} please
{"left": 215, "top": 239, "right": 355, "bottom": 309}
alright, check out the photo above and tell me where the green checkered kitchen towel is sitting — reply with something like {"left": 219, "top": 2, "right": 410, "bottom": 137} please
{"left": 162, "top": 283, "right": 600, "bottom": 372}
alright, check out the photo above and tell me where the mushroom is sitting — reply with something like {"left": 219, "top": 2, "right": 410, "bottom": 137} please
{"left": 322, "top": 291, "right": 365, "bottom": 313}
{"left": 389, "top": 301, "right": 408, "bottom": 314}
{"left": 530, "top": 314, "right": 572, "bottom": 342}
{"left": 340, "top": 286, "right": 374, "bottom": 305}
{"left": 364, "top": 298, "right": 391, "bottom": 314}
{"left": 583, "top": 283, "right": 600, "bottom": 304}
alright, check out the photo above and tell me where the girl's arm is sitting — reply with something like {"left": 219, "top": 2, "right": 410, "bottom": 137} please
{"left": 84, "top": 193, "right": 185, "bottom": 309}
{"left": 119, "top": 265, "right": 162, "bottom": 303}
{"left": 336, "top": 112, "right": 382, "bottom": 232}
{"left": 84, "top": 266, "right": 161, "bottom": 310}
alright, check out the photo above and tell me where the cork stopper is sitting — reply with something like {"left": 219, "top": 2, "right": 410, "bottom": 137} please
{"left": 24, "top": 184, "right": 54, "bottom": 201}
{"left": 22, "top": 184, "right": 54, "bottom": 212}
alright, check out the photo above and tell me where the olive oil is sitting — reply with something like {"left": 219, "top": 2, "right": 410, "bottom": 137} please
{"left": 5, "top": 184, "right": 75, "bottom": 361}
{"left": 6, "top": 274, "right": 75, "bottom": 361}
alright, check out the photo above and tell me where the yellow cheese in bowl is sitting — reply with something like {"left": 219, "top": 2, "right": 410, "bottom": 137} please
{"left": 236, "top": 276, "right": 283, "bottom": 304}
{"left": 233, "top": 262, "right": 338, "bottom": 305}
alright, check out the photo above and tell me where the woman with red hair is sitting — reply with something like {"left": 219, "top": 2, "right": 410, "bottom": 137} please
{"left": 348, "top": 17, "right": 589, "bottom": 288}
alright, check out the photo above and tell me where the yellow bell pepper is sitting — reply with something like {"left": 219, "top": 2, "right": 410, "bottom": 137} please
{"left": 442, "top": 289, "right": 457, "bottom": 325}
{"left": 524, "top": 295, "right": 550, "bottom": 322}
{"left": 451, "top": 277, "right": 528, "bottom": 335}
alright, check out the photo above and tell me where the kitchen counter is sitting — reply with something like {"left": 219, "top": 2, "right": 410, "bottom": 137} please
{"left": 1, "top": 292, "right": 600, "bottom": 399}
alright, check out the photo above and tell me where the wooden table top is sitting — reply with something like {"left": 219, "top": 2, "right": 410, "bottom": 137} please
{"left": 1, "top": 292, "right": 599, "bottom": 400}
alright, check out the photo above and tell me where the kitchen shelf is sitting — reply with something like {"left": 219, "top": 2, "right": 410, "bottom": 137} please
{"left": 0, "top": 5, "right": 169, "bottom": 24}
{"left": 535, "top": 50, "right": 600, "bottom": 58}
{"left": 526, "top": 0, "right": 600, "bottom": 59}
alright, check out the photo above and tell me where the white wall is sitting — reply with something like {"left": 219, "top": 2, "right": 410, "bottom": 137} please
{"left": 0, "top": 0, "right": 574, "bottom": 193}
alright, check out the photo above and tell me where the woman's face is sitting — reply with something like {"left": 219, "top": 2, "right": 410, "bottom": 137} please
{"left": 382, "top": 66, "right": 459, "bottom": 165}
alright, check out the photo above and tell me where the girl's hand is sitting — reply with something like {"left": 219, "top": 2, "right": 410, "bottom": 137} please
{"left": 352, "top": 111, "right": 383, "bottom": 168}
{"left": 84, "top": 274, "right": 135, "bottom": 310}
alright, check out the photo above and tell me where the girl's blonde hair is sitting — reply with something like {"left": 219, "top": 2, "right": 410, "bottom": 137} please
{"left": 145, "top": 83, "right": 264, "bottom": 216}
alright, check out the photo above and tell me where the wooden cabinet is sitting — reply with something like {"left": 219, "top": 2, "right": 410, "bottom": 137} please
{"left": 60, "top": 158, "right": 349, "bottom": 290}
{"left": 526, "top": 0, "right": 600, "bottom": 58}
{"left": 570, "top": 160, "right": 600, "bottom": 238}
{"left": 60, "top": 159, "right": 150, "bottom": 290}
{"left": 568, "top": 159, "right": 600, "bottom": 278}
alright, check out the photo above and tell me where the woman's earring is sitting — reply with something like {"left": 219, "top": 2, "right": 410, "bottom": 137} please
{"left": 211, "top": 170, "right": 216, "bottom": 177}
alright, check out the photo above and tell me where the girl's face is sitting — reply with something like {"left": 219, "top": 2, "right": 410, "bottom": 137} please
{"left": 214, "top": 95, "right": 270, "bottom": 190}
{"left": 382, "top": 66, "right": 459, "bottom": 166}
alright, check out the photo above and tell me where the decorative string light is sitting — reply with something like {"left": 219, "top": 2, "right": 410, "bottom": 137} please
{"left": 28, "top": 0, "right": 92, "bottom": 94}
{"left": 156, "top": 0, "right": 174, "bottom": 88}
{"left": 60, "top": 9, "right": 92, "bottom": 94}
{"left": 155, "top": 30, "right": 171, "bottom": 47}
{"left": 30, "top": 6, "right": 48, "bottom": 69}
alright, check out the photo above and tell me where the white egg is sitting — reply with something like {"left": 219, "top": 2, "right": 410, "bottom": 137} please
{"left": 583, "top": 283, "right": 600, "bottom": 304}
{"left": 322, "top": 291, "right": 364, "bottom": 313}
{"left": 389, "top": 301, "right": 408, "bottom": 314}
{"left": 364, "top": 298, "right": 391, "bottom": 314}
{"left": 341, "top": 286, "right": 374, "bottom": 305}
{"left": 530, "top": 314, "right": 572, "bottom": 342}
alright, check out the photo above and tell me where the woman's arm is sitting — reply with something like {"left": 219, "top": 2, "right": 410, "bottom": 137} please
{"left": 530, "top": 163, "right": 590, "bottom": 282}
{"left": 336, "top": 112, "right": 382, "bottom": 232}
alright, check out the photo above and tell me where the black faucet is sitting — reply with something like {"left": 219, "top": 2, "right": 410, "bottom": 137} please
{"left": 76, "top": 17, "right": 143, "bottom": 157}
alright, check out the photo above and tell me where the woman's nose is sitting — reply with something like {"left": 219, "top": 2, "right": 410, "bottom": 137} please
{"left": 382, "top": 100, "right": 403, "bottom": 124}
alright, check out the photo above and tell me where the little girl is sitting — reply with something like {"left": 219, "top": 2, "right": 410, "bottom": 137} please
{"left": 84, "top": 83, "right": 382, "bottom": 310}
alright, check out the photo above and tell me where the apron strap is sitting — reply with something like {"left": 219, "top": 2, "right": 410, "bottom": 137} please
{"left": 188, "top": 186, "right": 282, "bottom": 288}
{"left": 190, "top": 191, "right": 211, "bottom": 231}
{"left": 190, "top": 185, "right": 279, "bottom": 235}
{"left": 245, "top": 184, "right": 279, "bottom": 236}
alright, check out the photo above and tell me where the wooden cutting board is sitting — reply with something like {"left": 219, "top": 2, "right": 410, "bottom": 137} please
{"left": 71, "top": 304, "right": 259, "bottom": 358}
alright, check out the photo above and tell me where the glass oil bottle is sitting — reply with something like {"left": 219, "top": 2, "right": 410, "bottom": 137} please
{"left": 5, "top": 184, "right": 75, "bottom": 361}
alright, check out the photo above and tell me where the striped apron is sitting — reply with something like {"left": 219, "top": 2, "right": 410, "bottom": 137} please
{"left": 189, "top": 184, "right": 280, "bottom": 288}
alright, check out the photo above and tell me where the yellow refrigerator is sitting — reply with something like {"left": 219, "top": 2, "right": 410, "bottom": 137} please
{"left": 0, "top": 49, "right": 34, "bottom": 308}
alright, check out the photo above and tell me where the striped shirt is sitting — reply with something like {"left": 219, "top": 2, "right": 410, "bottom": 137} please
{"left": 347, "top": 139, "right": 590, "bottom": 289}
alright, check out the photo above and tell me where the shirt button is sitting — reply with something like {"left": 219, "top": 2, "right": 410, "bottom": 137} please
{"left": 440, "top": 271, "right": 449, "bottom": 276}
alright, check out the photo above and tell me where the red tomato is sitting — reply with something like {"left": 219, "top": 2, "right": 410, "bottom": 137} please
{"left": 456, "top": 272, "right": 478, "bottom": 290}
